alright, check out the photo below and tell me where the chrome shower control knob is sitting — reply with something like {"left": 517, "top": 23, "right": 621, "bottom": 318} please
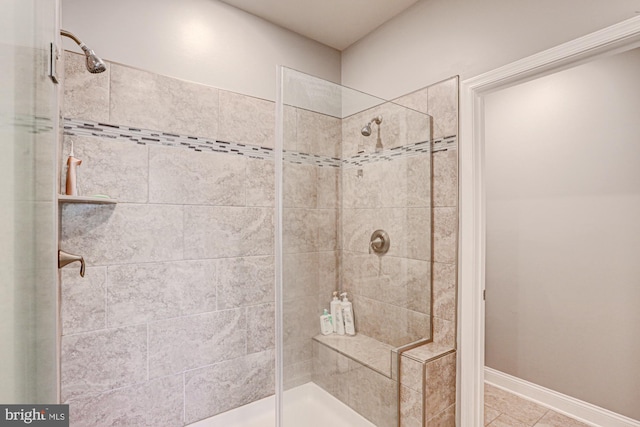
{"left": 369, "top": 229, "right": 390, "bottom": 255}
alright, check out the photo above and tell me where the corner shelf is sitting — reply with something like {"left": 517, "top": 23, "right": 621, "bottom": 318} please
{"left": 58, "top": 195, "right": 118, "bottom": 205}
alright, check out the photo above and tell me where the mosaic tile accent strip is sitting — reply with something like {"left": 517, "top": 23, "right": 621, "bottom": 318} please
{"left": 342, "top": 136, "right": 457, "bottom": 170}
{"left": 63, "top": 118, "right": 457, "bottom": 168}
{"left": 63, "top": 118, "right": 274, "bottom": 160}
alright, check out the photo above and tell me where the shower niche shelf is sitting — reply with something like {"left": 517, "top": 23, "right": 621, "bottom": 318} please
{"left": 58, "top": 195, "right": 118, "bottom": 204}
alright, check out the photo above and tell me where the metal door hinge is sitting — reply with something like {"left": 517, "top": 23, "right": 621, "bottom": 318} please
{"left": 483, "top": 289, "right": 486, "bottom": 300}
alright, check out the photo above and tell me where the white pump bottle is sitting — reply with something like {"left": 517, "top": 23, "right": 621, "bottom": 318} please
{"left": 340, "top": 292, "right": 356, "bottom": 336}
{"left": 331, "top": 291, "right": 345, "bottom": 335}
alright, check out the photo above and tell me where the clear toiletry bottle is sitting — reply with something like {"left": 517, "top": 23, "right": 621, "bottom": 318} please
{"left": 340, "top": 292, "right": 356, "bottom": 336}
{"left": 320, "top": 309, "right": 333, "bottom": 335}
{"left": 331, "top": 291, "right": 345, "bottom": 335}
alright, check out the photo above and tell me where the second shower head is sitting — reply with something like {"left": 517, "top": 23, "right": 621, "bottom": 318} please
{"left": 361, "top": 116, "right": 383, "bottom": 137}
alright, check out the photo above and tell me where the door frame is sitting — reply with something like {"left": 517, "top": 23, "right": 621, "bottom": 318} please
{"left": 458, "top": 15, "right": 640, "bottom": 426}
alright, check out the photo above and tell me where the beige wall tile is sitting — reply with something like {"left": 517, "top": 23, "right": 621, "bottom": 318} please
{"left": 216, "top": 255, "right": 274, "bottom": 309}
{"left": 312, "top": 341, "right": 350, "bottom": 402}
{"left": 283, "top": 296, "right": 317, "bottom": 344}
{"left": 107, "top": 260, "right": 216, "bottom": 327}
{"left": 317, "top": 166, "right": 339, "bottom": 209}
{"left": 401, "top": 385, "right": 424, "bottom": 427}
{"left": 148, "top": 309, "right": 246, "bottom": 378}
{"left": 408, "top": 154, "right": 431, "bottom": 208}
{"left": 433, "top": 149, "right": 458, "bottom": 207}
{"left": 149, "top": 146, "right": 246, "bottom": 205}
{"left": 184, "top": 349, "right": 274, "bottom": 423}
{"left": 61, "top": 267, "right": 106, "bottom": 335}
{"left": 110, "top": 63, "right": 219, "bottom": 139}
{"left": 425, "top": 352, "right": 457, "bottom": 419}
{"left": 247, "top": 303, "right": 275, "bottom": 354}
{"left": 348, "top": 358, "right": 398, "bottom": 427}
{"left": 61, "top": 325, "right": 147, "bottom": 401}
{"left": 433, "top": 262, "right": 457, "bottom": 322}
{"left": 283, "top": 252, "right": 319, "bottom": 302}
{"left": 283, "top": 162, "right": 317, "bottom": 208}
{"left": 296, "top": 109, "right": 341, "bottom": 158}
{"left": 218, "top": 90, "right": 275, "bottom": 148}
{"left": 246, "top": 158, "right": 275, "bottom": 207}
{"left": 283, "top": 208, "right": 317, "bottom": 253}
{"left": 61, "top": 203, "right": 184, "bottom": 266}
{"left": 400, "top": 355, "right": 424, "bottom": 393}
{"left": 283, "top": 105, "right": 297, "bottom": 151}
{"left": 433, "top": 207, "right": 457, "bottom": 263}
{"left": 183, "top": 206, "right": 274, "bottom": 259}
{"left": 63, "top": 51, "right": 110, "bottom": 122}
{"left": 284, "top": 359, "right": 312, "bottom": 390}
{"left": 68, "top": 375, "right": 183, "bottom": 427}
{"left": 355, "top": 295, "right": 430, "bottom": 347}
{"left": 433, "top": 316, "right": 456, "bottom": 347}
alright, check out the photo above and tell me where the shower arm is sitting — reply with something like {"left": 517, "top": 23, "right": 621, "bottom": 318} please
{"left": 60, "top": 29, "right": 88, "bottom": 49}
{"left": 60, "top": 29, "right": 81, "bottom": 45}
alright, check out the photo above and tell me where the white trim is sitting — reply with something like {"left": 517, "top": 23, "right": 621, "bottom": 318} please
{"left": 485, "top": 368, "right": 640, "bottom": 427}
{"left": 458, "top": 15, "right": 640, "bottom": 427}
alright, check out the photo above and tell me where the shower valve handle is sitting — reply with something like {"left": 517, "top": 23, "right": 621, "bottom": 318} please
{"left": 369, "top": 230, "right": 390, "bottom": 255}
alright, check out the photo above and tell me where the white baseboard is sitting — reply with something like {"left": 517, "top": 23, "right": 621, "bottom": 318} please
{"left": 484, "top": 367, "right": 640, "bottom": 427}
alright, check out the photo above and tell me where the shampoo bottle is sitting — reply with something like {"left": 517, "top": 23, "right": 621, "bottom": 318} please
{"left": 320, "top": 309, "right": 333, "bottom": 335}
{"left": 330, "top": 291, "right": 345, "bottom": 335}
{"left": 340, "top": 292, "right": 356, "bottom": 336}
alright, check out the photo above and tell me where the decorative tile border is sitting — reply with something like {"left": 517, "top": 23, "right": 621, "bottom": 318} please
{"left": 63, "top": 118, "right": 457, "bottom": 168}
{"left": 342, "top": 136, "right": 457, "bottom": 170}
{"left": 63, "top": 118, "right": 274, "bottom": 160}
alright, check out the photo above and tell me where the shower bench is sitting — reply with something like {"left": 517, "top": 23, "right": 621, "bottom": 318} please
{"left": 312, "top": 333, "right": 456, "bottom": 426}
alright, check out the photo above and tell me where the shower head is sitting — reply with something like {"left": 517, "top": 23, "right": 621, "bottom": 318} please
{"left": 60, "top": 29, "right": 106, "bottom": 74}
{"left": 361, "top": 116, "right": 383, "bottom": 137}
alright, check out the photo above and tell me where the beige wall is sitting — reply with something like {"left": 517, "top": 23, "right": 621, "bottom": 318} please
{"left": 61, "top": 0, "right": 341, "bottom": 101}
{"left": 341, "top": 0, "right": 639, "bottom": 99}
{"left": 484, "top": 47, "right": 640, "bottom": 420}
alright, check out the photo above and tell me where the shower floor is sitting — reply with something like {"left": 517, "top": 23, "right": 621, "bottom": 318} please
{"left": 188, "top": 382, "right": 375, "bottom": 427}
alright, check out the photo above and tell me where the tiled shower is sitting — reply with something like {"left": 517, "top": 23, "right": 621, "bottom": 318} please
{"left": 59, "top": 52, "right": 459, "bottom": 426}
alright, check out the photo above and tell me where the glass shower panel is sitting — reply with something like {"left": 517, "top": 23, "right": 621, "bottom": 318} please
{"left": 0, "top": 0, "right": 59, "bottom": 403}
{"left": 277, "top": 67, "right": 432, "bottom": 427}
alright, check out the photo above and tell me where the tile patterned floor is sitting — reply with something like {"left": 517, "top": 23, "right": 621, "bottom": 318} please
{"left": 484, "top": 384, "right": 593, "bottom": 427}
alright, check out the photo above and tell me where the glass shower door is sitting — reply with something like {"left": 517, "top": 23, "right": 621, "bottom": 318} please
{"left": 276, "top": 67, "right": 432, "bottom": 427}
{"left": 0, "top": 0, "right": 59, "bottom": 403}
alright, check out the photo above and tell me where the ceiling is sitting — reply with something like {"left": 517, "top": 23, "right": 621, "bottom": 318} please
{"left": 219, "top": 0, "right": 421, "bottom": 51}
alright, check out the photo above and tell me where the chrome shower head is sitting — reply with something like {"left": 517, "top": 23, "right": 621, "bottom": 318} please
{"left": 81, "top": 46, "right": 107, "bottom": 74}
{"left": 81, "top": 46, "right": 106, "bottom": 74}
{"left": 61, "top": 29, "right": 106, "bottom": 74}
{"left": 361, "top": 116, "right": 383, "bottom": 137}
